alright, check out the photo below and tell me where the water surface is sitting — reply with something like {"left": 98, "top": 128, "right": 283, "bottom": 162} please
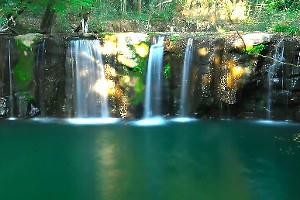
{"left": 0, "top": 120, "right": 299, "bottom": 200}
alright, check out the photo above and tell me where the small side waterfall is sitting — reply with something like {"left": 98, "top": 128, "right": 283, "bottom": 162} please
{"left": 179, "top": 38, "right": 193, "bottom": 117}
{"left": 36, "top": 39, "right": 46, "bottom": 117}
{"left": 267, "top": 39, "right": 285, "bottom": 119}
{"left": 143, "top": 36, "right": 164, "bottom": 118}
{"left": 81, "top": 19, "right": 88, "bottom": 34}
{"left": 67, "top": 39, "right": 109, "bottom": 118}
{"left": 8, "top": 39, "right": 14, "bottom": 118}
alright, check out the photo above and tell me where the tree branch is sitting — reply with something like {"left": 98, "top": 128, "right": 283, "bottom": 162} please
{"left": 256, "top": 53, "right": 299, "bottom": 67}
{"left": 156, "top": 0, "right": 173, "bottom": 8}
{"left": 225, "top": 4, "right": 247, "bottom": 52}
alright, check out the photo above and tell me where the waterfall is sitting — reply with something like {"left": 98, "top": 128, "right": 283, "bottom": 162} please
{"left": 267, "top": 39, "right": 285, "bottom": 119}
{"left": 36, "top": 39, "right": 46, "bottom": 116}
{"left": 81, "top": 19, "right": 88, "bottom": 34}
{"left": 143, "top": 36, "right": 164, "bottom": 118}
{"left": 67, "top": 39, "right": 109, "bottom": 118}
{"left": 179, "top": 38, "right": 193, "bottom": 117}
{"left": 8, "top": 39, "right": 14, "bottom": 118}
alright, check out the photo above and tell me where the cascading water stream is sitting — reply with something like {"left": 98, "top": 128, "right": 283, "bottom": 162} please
{"left": 81, "top": 19, "right": 88, "bottom": 34}
{"left": 179, "top": 38, "right": 193, "bottom": 117}
{"left": 290, "top": 49, "right": 300, "bottom": 91}
{"left": 297, "top": 51, "right": 300, "bottom": 67}
{"left": 67, "top": 39, "right": 109, "bottom": 118}
{"left": 8, "top": 39, "right": 14, "bottom": 118}
{"left": 36, "top": 39, "right": 46, "bottom": 116}
{"left": 267, "top": 39, "right": 285, "bottom": 119}
{"left": 143, "top": 36, "right": 164, "bottom": 119}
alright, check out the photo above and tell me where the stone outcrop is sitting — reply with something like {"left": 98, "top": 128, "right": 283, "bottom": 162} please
{"left": 233, "top": 32, "right": 274, "bottom": 49}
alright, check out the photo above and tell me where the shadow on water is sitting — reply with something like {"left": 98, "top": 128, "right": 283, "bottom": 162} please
{"left": 0, "top": 120, "right": 300, "bottom": 200}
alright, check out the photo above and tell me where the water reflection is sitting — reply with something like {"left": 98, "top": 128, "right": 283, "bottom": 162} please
{"left": 170, "top": 117, "right": 198, "bottom": 123}
{"left": 65, "top": 117, "right": 120, "bottom": 125}
{"left": 132, "top": 117, "right": 167, "bottom": 126}
{"left": 93, "top": 121, "right": 300, "bottom": 200}
{"left": 0, "top": 121, "right": 299, "bottom": 200}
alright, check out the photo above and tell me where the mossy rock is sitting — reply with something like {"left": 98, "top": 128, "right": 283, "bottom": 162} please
{"left": 15, "top": 33, "right": 44, "bottom": 49}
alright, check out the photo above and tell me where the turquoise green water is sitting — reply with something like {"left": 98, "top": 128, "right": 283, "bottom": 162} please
{"left": 0, "top": 120, "right": 300, "bottom": 200}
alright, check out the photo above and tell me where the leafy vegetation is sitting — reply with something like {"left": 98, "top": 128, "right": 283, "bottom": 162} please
{"left": 245, "top": 44, "right": 266, "bottom": 55}
{"left": 164, "top": 63, "right": 171, "bottom": 79}
{"left": 243, "top": 0, "right": 300, "bottom": 35}
{"left": 0, "top": 0, "right": 299, "bottom": 34}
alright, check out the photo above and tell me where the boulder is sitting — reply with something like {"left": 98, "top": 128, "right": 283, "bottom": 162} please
{"left": 233, "top": 32, "right": 274, "bottom": 49}
{"left": 15, "top": 33, "right": 44, "bottom": 48}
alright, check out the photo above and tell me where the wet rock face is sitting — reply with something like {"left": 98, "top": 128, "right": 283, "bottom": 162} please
{"left": 27, "top": 101, "right": 40, "bottom": 117}
{"left": 0, "top": 32, "right": 299, "bottom": 121}
{"left": 35, "top": 36, "right": 66, "bottom": 117}
{"left": 0, "top": 97, "right": 9, "bottom": 117}
{"left": 0, "top": 37, "right": 10, "bottom": 98}
{"left": 161, "top": 34, "right": 300, "bottom": 121}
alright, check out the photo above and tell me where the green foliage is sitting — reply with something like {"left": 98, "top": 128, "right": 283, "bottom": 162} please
{"left": 265, "top": 0, "right": 299, "bottom": 11}
{"left": 0, "top": 16, "right": 6, "bottom": 26}
{"left": 127, "top": 42, "right": 148, "bottom": 73}
{"left": 164, "top": 63, "right": 171, "bottom": 79}
{"left": 132, "top": 65, "right": 142, "bottom": 73}
{"left": 131, "top": 77, "right": 144, "bottom": 105}
{"left": 89, "top": 1, "right": 120, "bottom": 22}
{"left": 0, "top": 0, "right": 299, "bottom": 33}
{"left": 54, "top": 0, "right": 96, "bottom": 14}
{"left": 269, "top": 10, "right": 300, "bottom": 35}
{"left": 243, "top": 0, "right": 300, "bottom": 35}
{"left": 273, "top": 23, "right": 300, "bottom": 35}
{"left": 14, "top": 40, "right": 34, "bottom": 91}
{"left": 170, "top": 34, "right": 180, "bottom": 42}
{"left": 245, "top": 44, "right": 266, "bottom": 55}
{"left": 126, "top": 42, "right": 148, "bottom": 105}
{"left": 129, "top": 56, "right": 147, "bottom": 105}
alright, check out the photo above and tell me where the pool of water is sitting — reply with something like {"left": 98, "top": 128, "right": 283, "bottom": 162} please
{"left": 0, "top": 120, "right": 300, "bottom": 200}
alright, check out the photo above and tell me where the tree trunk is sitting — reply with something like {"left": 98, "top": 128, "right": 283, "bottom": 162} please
{"left": 40, "top": 0, "right": 56, "bottom": 33}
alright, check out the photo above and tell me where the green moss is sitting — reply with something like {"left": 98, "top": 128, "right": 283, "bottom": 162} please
{"left": 169, "top": 34, "right": 181, "bottom": 42}
{"left": 14, "top": 40, "right": 35, "bottom": 92}
{"left": 15, "top": 33, "right": 43, "bottom": 49}
{"left": 131, "top": 56, "right": 147, "bottom": 105}
{"left": 123, "top": 44, "right": 147, "bottom": 105}
{"left": 245, "top": 44, "right": 266, "bottom": 55}
{"left": 164, "top": 63, "right": 171, "bottom": 79}
{"left": 132, "top": 57, "right": 147, "bottom": 73}
{"left": 147, "top": 32, "right": 160, "bottom": 38}
{"left": 0, "top": 17, "right": 7, "bottom": 27}
{"left": 98, "top": 32, "right": 114, "bottom": 37}
{"left": 127, "top": 41, "right": 149, "bottom": 73}
{"left": 131, "top": 77, "right": 144, "bottom": 105}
